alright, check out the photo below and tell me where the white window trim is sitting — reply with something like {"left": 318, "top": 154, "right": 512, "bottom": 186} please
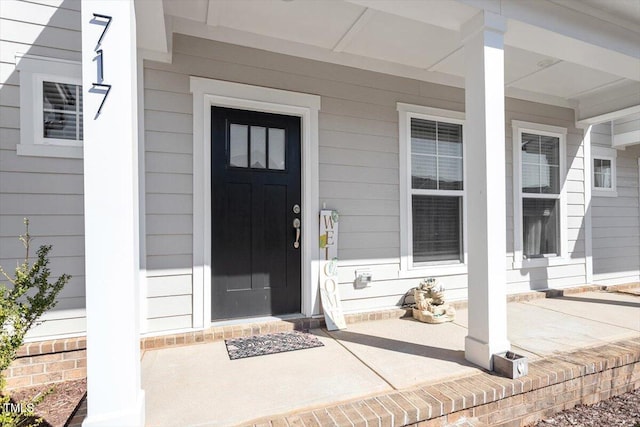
{"left": 15, "top": 54, "right": 83, "bottom": 159}
{"left": 591, "top": 145, "right": 618, "bottom": 197}
{"left": 512, "top": 120, "right": 568, "bottom": 269}
{"left": 190, "top": 77, "right": 321, "bottom": 328}
{"left": 397, "top": 103, "right": 467, "bottom": 277}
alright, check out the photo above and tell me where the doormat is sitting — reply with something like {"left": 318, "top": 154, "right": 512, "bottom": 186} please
{"left": 225, "top": 330, "right": 324, "bottom": 360}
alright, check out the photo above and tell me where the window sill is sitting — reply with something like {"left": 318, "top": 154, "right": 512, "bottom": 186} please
{"left": 592, "top": 188, "right": 618, "bottom": 198}
{"left": 17, "top": 143, "right": 83, "bottom": 159}
{"left": 512, "top": 257, "right": 581, "bottom": 269}
{"left": 399, "top": 263, "right": 467, "bottom": 278}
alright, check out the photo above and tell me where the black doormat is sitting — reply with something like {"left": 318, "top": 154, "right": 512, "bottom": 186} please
{"left": 225, "top": 330, "right": 324, "bottom": 360}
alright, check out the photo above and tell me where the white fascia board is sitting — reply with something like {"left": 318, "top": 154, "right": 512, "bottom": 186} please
{"left": 506, "top": 87, "right": 576, "bottom": 110}
{"left": 578, "top": 105, "right": 640, "bottom": 126}
{"left": 613, "top": 130, "right": 640, "bottom": 148}
{"left": 505, "top": 20, "right": 640, "bottom": 82}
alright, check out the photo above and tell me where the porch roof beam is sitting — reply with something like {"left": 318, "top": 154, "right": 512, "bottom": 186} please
{"left": 345, "top": 0, "right": 640, "bottom": 82}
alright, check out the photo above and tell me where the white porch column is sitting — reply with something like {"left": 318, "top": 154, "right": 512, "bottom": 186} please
{"left": 81, "top": 1, "right": 144, "bottom": 426}
{"left": 462, "top": 11, "right": 511, "bottom": 370}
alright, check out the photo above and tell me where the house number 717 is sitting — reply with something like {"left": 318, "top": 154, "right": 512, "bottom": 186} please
{"left": 90, "top": 13, "right": 112, "bottom": 118}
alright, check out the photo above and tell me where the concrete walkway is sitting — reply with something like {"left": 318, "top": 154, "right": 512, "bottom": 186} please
{"left": 141, "top": 290, "right": 639, "bottom": 427}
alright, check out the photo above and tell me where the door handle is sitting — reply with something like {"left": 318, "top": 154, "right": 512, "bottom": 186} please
{"left": 293, "top": 218, "right": 301, "bottom": 249}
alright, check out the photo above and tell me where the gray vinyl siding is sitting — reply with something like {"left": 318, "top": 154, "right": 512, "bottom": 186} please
{"left": 505, "top": 103, "right": 588, "bottom": 293}
{"left": 0, "top": 0, "right": 85, "bottom": 339}
{"left": 143, "top": 34, "right": 590, "bottom": 326}
{"left": 591, "top": 124, "right": 640, "bottom": 285}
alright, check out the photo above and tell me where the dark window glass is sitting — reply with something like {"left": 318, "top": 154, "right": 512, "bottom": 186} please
{"left": 412, "top": 195, "right": 462, "bottom": 263}
{"left": 43, "top": 81, "right": 82, "bottom": 141}
{"left": 522, "top": 198, "right": 558, "bottom": 258}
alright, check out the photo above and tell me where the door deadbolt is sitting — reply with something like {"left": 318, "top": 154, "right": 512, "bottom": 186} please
{"left": 293, "top": 204, "right": 301, "bottom": 214}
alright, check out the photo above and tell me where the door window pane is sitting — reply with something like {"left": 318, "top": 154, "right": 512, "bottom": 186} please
{"left": 268, "top": 128, "right": 285, "bottom": 170}
{"left": 229, "top": 124, "right": 248, "bottom": 167}
{"left": 523, "top": 198, "right": 558, "bottom": 258}
{"left": 412, "top": 195, "right": 462, "bottom": 263}
{"left": 250, "top": 126, "right": 266, "bottom": 168}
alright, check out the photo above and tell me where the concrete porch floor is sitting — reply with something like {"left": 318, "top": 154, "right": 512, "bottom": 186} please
{"left": 141, "top": 289, "right": 640, "bottom": 427}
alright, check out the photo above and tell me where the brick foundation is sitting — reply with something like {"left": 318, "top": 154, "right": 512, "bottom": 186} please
{"left": 3, "top": 337, "right": 87, "bottom": 390}
{"left": 3, "top": 282, "right": 638, "bottom": 391}
{"left": 248, "top": 338, "right": 640, "bottom": 427}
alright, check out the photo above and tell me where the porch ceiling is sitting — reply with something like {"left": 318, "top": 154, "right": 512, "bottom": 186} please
{"left": 154, "top": 0, "right": 640, "bottom": 119}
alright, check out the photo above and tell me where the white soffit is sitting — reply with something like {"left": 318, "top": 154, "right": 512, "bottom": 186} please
{"left": 212, "top": 0, "right": 365, "bottom": 50}
{"left": 432, "top": 45, "right": 562, "bottom": 86}
{"left": 510, "top": 61, "right": 624, "bottom": 99}
{"left": 548, "top": 0, "right": 640, "bottom": 34}
{"left": 163, "top": 0, "right": 208, "bottom": 23}
{"left": 340, "top": 11, "right": 459, "bottom": 69}
{"left": 345, "top": 0, "right": 478, "bottom": 31}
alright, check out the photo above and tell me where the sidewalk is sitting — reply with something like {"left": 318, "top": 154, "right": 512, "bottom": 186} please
{"left": 141, "top": 289, "right": 640, "bottom": 427}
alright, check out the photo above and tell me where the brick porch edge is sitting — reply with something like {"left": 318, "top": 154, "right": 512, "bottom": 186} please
{"left": 242, "top": 337, "right": 640, "bottom": 427}
{"left": 4, "top": 283, "right": 638, "bottom": 390}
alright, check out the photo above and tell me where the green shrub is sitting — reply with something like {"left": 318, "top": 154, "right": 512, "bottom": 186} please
{"left": 0, "top": 219, "right": 70, "bottom": 426}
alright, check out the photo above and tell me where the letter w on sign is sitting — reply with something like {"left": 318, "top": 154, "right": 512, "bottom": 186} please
{"left": 319, "top": 210, "right": 346, "bottom": 330}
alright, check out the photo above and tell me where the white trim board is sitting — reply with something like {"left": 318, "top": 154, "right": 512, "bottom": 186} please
{"left": 15, "top": 54, "right": 83, "bottom": 159}
{"left": 190, "top": 77, "right": 321, "bottom": 328}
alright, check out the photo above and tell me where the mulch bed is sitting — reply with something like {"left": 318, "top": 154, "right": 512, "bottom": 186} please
{"left": 7, "top": 379, "right": 86, "bottom": 427}
{"left": 528, "top": 388, "right": 640, "bottom": 426}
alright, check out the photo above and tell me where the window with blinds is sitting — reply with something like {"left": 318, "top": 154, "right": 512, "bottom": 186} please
{"left": 410, "top": 117, "right": 464, "bottom": 264}
{"left": 43, "top": 81, "right": 83, "bottom": 142}
{"left": 519, "top": 132, "right": 561, "bottom": 258}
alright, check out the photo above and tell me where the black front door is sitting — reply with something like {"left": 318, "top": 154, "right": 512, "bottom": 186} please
{"left": 211, "top": 107, "right": 302, "bottom": 320}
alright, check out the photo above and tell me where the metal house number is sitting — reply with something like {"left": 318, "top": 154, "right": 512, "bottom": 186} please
{"left": 90, "top": 14, "right": 112, "bottom": 118}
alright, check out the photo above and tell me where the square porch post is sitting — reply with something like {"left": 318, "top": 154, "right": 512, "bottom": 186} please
{"left": 462, "top": 11, "right": 511, "bottom": 370}
{"left": 81, "top": 1, "right": 145, "bottom": 425}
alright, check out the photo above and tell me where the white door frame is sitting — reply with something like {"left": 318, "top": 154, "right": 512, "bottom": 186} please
{"left": 190, "top": 77, "right": 321, "bottom": 327}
